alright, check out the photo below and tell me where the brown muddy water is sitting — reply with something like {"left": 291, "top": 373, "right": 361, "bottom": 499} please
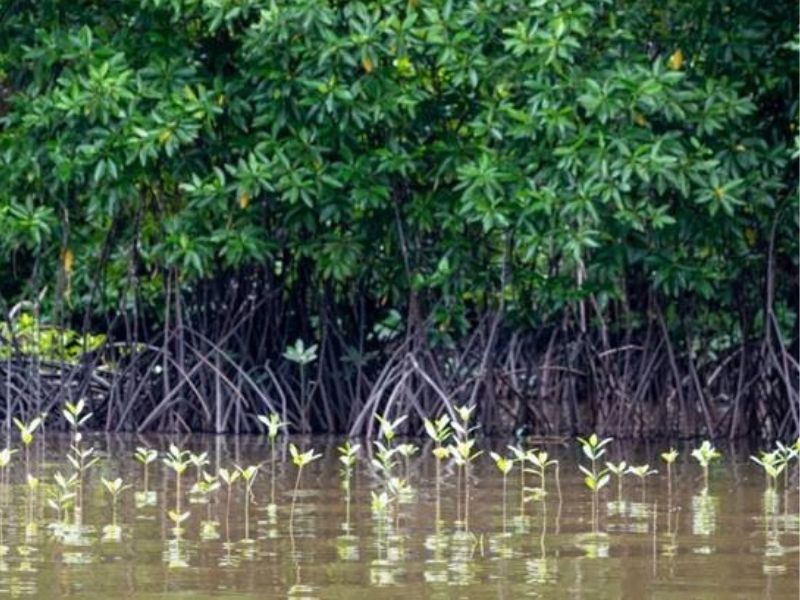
{"left": 0, "top": 434, "right": 796, "bottom": 599}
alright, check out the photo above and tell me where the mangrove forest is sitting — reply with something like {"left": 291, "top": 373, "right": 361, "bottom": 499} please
{"left": 1, "top": 1, "right": 797, "bottom": 441}
{"left": 0, "top": 1, "right": 799, "bottom": 598}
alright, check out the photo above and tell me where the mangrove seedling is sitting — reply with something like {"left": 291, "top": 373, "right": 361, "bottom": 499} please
{"left": 62, "top": 399, "right": 92, "bottom": 431}
{"left": 188, "top": 452, "right": 211, "bottom": 504}
{"left": 375, "top": 413, "right": 407, "bottom": 446}
{"left": 578, "top": 463, "right": 610, "bottom": 533}
{"left": 751, "top": 451, "right": 786, "bottom": 490}
{"left": 337, "top": 441, "right": 360, "bottom": 532}
{"left": 0, "top": 446, "right": 13, "bottom": 545}
{"left": 451, "top": 404, "right": 480, "bottom": 530}
{"left": 197, "top": 472, "right": 221, "bottom": 540}
{"left": 25, "top": 474, "right": 39, "bottom": 537}
{"left": 13, "top": 418, "right": 40, "bottom": 448}
{"left": 63, "top": 400, "right": 95, "bottom": 523}
{"left": 605, "top": 461, "right": 627, "bottom": 502}
{"left": 450, "top": 437, "right": 482, "bottom": 532}
{"left": 258, "top": 412, "right": 285, "bottom": 441}
{"left": 338, "top": 441, "right": 360, "bottom": 477}
{"left": 423, "top": 415, "right": 452, "bottom": 527}
{"left": 48, "top": 471, "right": 77, "bottom": 526}
{"left": 490, "top": 452, "right": 514, "bottom": 534}
{"left": 508, "top": 444, "right": 529, "bottom": 518}
{"left": 527, "top": 450, "right": 558, "bottom": 498}
{"left": 236, "top": 464, "right": 259, "bottom": 542}
{"left": 101, "top": 477, "right": 130, "bottom": 532}
{"left": 660, "top": 448, "right": 679, "bottom": 536}
{"left": 163, "top": 445, "right": 191, "bottom": 535}
{"left": 577, "top": 434, "right": 613, "bottom": 532}
{"left": 288, "top": 444, "right": 321, "bottom": 530}
{"left": 397, "top": 442, "right": 418, "bottom": 484}
{"left": 371, "top": 441, "right": 398, "bottom": 480}
{"left": 775, "top": 440, "right": 798, "bottom": 461}
{"left": 691, "top": 440, "right": 721, "bottom": 493}
{"left": 423, "top": 414, "right": 452, "bottom": 447}
{"left": 387, "top": 477, "right": 410, "bottom": 531}
{"left": 13, "top": 416, "right": 41, "bottom": 474}
{"left": 578, "top": 434, "right": 613, "bottom": 472}
{"left": 579, "top": 464, "right": 611, "bottom": 495}
{"left": 134, "top": 446, "right": 158, "bottom": 506}
{"left": 218, "top": 468, "right": 240, "bottom": 542}
{"left": 627, "top": 465, "right": 657, "bottom": 502}
{"left": 66, "top": 432, "right": 99, "bottom": 524}
{"left": 0, "top": 448, "right": 16, "bottom": 504}
{"left": 189, "top": 452, "right": 209, "bottom": 485}
{"left": 283, "top": 339, "right": 318, "bottom": 431}
{"left": 660, "top": 448, "right": 679, "bottom": 496}
{"left": 370, "top": 490, "right": 391, "bottom": 519}
{"left": 454, "top": 404, "right": 477, "bottom": 432}
{"left": 774, "top": 441, "right": 796, "bottom": 491}
{"left": 257, "top": 412, "right": 285, "bottom": 511}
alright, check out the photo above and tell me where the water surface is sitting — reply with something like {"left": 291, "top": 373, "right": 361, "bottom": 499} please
{"left": 0, "top": 434, "right": 797, "bottom": 598}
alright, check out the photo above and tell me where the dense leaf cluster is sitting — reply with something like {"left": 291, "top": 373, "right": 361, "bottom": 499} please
{"left": 0, "top": 0, "right": 797, "bottom": 353}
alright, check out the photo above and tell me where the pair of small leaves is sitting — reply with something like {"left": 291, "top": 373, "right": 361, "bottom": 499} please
{"left": 627, "top": 465, "right": 657, "bottom": 479}
{"left": 370, "top": 491, "right": 391, "bottom": 513}
{"left": 375, "top": 414, "right": 407, "bottom": 442}
{"left": 102, "top": 477, "right": 130, "bottom": 496}
{"left": 63, "top": 399, "right": 92, "bottom": 428}
{"left": 578, "top": 465, "right": 610, "bottom": 492}
{"left": 237, "top": 464, "right": 259, "bottom": 482}
{"left": 163, "top": 445, "right": 190, "bottom": 474}
{"left": 67, "top": 446, "right": 99, "bottom": 471}
{"left": 289, "top": 443, "right": 321, "bottom": 468}
{"left": 660, "top": 449, "right": 679, "bottom": 464}
{"left": 751, "top": 451, "right": 787, "bottom": 480}
{"left": 450, "top": 439, "right": 482, "bottom": 464}
{"left": 606, "top": 461, "right": 656, "bottom": 478}
{"left": 218, "top": 468, "right": 240, "bottom": 485}
{"left": 135, "top": 447, "right": 158, "bottom": 465}
{"left": 257, "top": 413, "right": 285, "bottom": 439}
{"left": 13, "top": 417, "right": 42, "bottom": 445}
{"left": 691, "top": 441, "right": 721, "bottom": 467}
{"left": 189, "top": 452, "right": 209, "bottom": 470}
{"left": 490, "top": 452, "right": 514, "bottom": 475}
{"left": 0, "top": 448, "right": 17, "bottom": 467}
{"left": 577, "top": 434, "right": 613, "bottom": 461}
{"left": 338, "top": 442, "right": 360, "bottom": 468}
{"left": 168, "top": 510, "right": 191, "bottom": 524}
{"left": 53, "top": 471, "right": 78, "bottom": 490}
{"left": 423, "top": 415, "right": 452, "bottom": 443}
{"left": 527, "top": 451, "right": 557, "bottom": 470}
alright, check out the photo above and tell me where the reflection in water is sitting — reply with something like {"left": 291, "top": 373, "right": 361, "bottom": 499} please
{"left": 336, "top": 532, "right": 359, "bottom": 561}
{"left": 691, "top": 492, "right": 719, "bottom": 555}
{"left": 526, "top": 556, "right": 557, "bottom": 585}
{"left": 691, "top": 492, "right": 718, "bottom": 536}
{"left": 576, "top": 531, "right": 611, "bottom": 559}
{"left": 164, "top": 537, "right": 189, "bottom": 569}
{"left": 606, "top": 499, "right": 651, "bottom": 533}
{"left": 449, "top": 529, "right": 479, "bottom": 586}
{"left": 423, "top": 531, "right": 449, "bottom": 584}
{"left": 0, "top": 434, "right": 790, "bottom": 598}
{"left": 760, "top": 488, "right": 788, "bottom": 576}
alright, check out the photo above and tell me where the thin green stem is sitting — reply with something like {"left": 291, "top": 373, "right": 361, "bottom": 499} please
{"left": 290, "top": 465, "right": 303, "bottom": 531}
{"left": 270, "top": 438, "right": 276, "bottom": 506}
{"left": 501, "top": 472, "right": 507, "bottom": 535}
{"left": 435, "top": 458, "right": 441, "bottom": 529}
{"left": 464, "top": 459, "right": 470, "bottom": 533}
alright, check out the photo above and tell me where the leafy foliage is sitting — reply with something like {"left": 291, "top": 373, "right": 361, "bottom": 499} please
{"left": 0, "top": 1, "right": 796, "bottom": 435}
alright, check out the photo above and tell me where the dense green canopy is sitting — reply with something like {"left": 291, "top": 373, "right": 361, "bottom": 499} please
{"left": 0, "top": 1, "right": 797, "bottom": 437}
